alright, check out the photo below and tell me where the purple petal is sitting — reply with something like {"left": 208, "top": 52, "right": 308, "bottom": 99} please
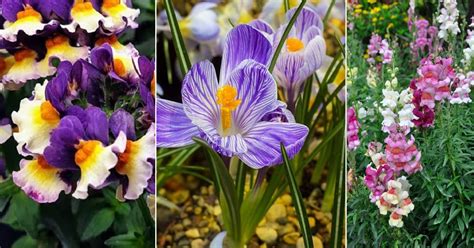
{"left": 46, "top": 69, "right": 70, "bottom": 112}
{"left": 248, "top": 19, "right": 274, "bottom": 35}
{"left": 44, "top": 116, "right": 84, "bottom": 170}
{"left": 90, "top": 44, "right": 113, "bottom": 74}
{"left": 182, "top": 60, "right": 219, "bottom": 137}
{"left": 157, "top": 99, "right": 200, "bottom": 147}
{"left": 137, "top": 56, "right": 154, "bottom": 83}
{"left": 239, "top": 122, "right": 308, "bottom": 168}
{"left": 274, "top": 52, "right": 305, "bottom": 93}
{"left": 41, "top": 0, "right": 73, "bottom": 21}
{"left": 287, "top": 7, "right": 323, "bottom": 39}
{"left": 220, "top": 24, "right": 272, "bottom": 82}
{"left": 227, "top": 60, "right": 278, "bottom": 133}
{"left": 304, "top": 35, "right": 325, "bottom": 73}
{"left": 84, "top": 107, "right": 109, "bottom": 144}
{"left": 109, "top": 109, "right": 136, "bottom": 140}
{"left": 2, "top": 0, "right": 23, "bottom": 22}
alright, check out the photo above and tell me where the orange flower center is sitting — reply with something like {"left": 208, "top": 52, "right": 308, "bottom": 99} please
{"left": 113, "top": 58, "right": 127, "bottom": 77}
{"left": 40, "top": 101, "right": 60, "bottom": 123}
{"left": 16, "top": 5, "right": 42, "bottom": 20}
{"left": 74, "top": 140, "right": 100, "bottom": 165}
{"left": 95, "top": 35, "right": 119, "bottom": 46}
{"left": 116, "top": 140, "right": 134, "bottom": 175}
{"left": 13, "top": 49, "right": 36, "bottom": 62}
{"left": 216, "top": 85, "right": 241, "bottom": 131}
{"left": 103, "top": 0, "right": 121, "bottom": 8}
{"left": 286, "top": 37, "right": 304, "bottom": 52}
{"left": 45, "top": 35, "right": 69, "bottom": 49}
{"left": 150, "top": 74, "right": 156, "bottom": 97}
{"left": 72, "top": 0, "right": 94, "bottom": 14}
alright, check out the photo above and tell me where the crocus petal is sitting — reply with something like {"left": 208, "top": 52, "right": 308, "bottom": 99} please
{"left": 183, "top": 3, "right": 219, "bottom": 42}
{"left": 248, "top": 19, "right": 274, "bottom": 36}
{"left": 226, "top": 60, "right": 278, "bottom": 133}
{"left": 72, "top": 141, "right": 118, "bottom": 199}
{"left": 274, "top": 52, "right": 305, "bottom": 91}
{"left": 12, "top": 83, "right": 61, "bottom": 154}
{"left": 303, "top": 35, "right": 326, "bottom": 73}
{"left": 287, "top": 7, "right": 324, "bottom": 38}
{"left": 220, "top": 24, "right": 272, "bottom": 83}
{"left": 0, "top": 124, "right": 12, "bottom": 144}
{"left": 239, "top": 122, "right": 308, "bottom": 169}
{"left": 115, "top": 126, "right": 154, "bottom": 200}
{"left": 13, "top": 157, "right": 71, "bottom": 203}
{"left": 182, "top": 60, "right": 220, "bottom": 137}
{"left": 156, "top": 99, "right": 200, "bottom": 147}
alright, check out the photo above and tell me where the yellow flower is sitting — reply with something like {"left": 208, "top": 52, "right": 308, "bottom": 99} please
{"left": 372, "top": 17, "right": 378, "bottom": 22}
{"left": 368, "top": 0, "right": 377, "bottom": 4}
{"left": 355, "top": 9, "right": 362, "bottom": 14}
{"left": 388, "top": 23, "right": 394, "bottom": 29}
{"left": 382, "top": 4, "right": 389, "bottom": 9}
{"left": 355, "top": 4, "right": 362, "bottom": 9}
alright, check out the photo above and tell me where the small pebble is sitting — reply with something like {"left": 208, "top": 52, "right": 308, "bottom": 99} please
{"left": 283, "top": 232, "right": 300, "bottom": 245}
{"left": 308, "top": 217, "right": 316, "bottom": 228}
{"left": 191, "top": 238, "right": 206, "bottom": 248}
{"left": 256, "top": 227, "right": 278, "bottom": 244}
{"left": 168, "top": 189, "right": 190, "bottom": 205}
{"left": 266, "top": 204, "right": 287, "bottom": 222}
{"left": 277, "top": 223, "right": 295, "bottom": 236}
{"left": 296, "top": 236, "right": 323, "bottom": 248}
{"left": 213, "top": 206, "right": 222, "bottom": 216}
{"left": 194, "top": 207, "right": 202, "bottom": 215}
{"left": 185, "top": 228, "right": 201, "bottom": 239}
{"left": 183, "top": 218, "right": 192, "bottom": 227}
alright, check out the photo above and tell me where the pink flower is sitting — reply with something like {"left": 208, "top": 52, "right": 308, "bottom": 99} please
{"left": 347, "top": 107, "right": 360, "bottom": 151}
{"left": 364, "top": 163, "right": 394, "bottom": 202}
{"left": 384, "top": 125, "right": 422, "bottom": 175}
{"left": 367, "top": 34, "right": 392, "bottom": 65}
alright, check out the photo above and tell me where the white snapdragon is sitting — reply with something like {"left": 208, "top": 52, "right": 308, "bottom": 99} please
{"left": 437, "top": 0, "right": 460, "bottom": 39}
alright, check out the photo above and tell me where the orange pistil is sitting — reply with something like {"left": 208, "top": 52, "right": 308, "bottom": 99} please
{"left": 16, "top": 5, "right": 42, "bottom": 20}
{"left": 74, "top": 140, "right": 100, "bottom": 165}
{"left": 216, "top": 85, "right": 241, "bottom": 132}
{"left": 45, "top": 35, "right": 68, "bottom": 49}
{"left": 13, "top": 49, "right": 36, "bottom": 62}
{"left": 116, "top": 140, "right": 135, "bottom": 175}
{"left": 40, "top": 101, "right": 60, "bottom": 123}
{"left": 286, "top": 37, "right": 304, "bottom": 52}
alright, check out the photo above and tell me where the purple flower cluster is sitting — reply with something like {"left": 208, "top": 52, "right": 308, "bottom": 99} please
{"left": 410, "top": 19, "right": 438, "bottom": 60}
{"left": 1, "top": 1, "right": 156, "bottom": 203}
{"left": 367, "top": 33, "right": 392, "bottom": 67}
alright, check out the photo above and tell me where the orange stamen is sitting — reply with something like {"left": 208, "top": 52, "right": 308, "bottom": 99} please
{"left": 13, "top": 49, "right": 36, "bottom": 62}
{"left": 46, "top": 35, "right": 68, "bottom": 48}
{"left": 116, "top": 140, "right": 134, "bottom": 175}
{"left": 216, "top": 85, "right": 241, "bottom": 131}
{"left": 95, "top": 35, "right": 118, "bottom": 46}
{"left": 74, "top": 140, "right": 100, "bottom": 165}
{"left": 37, "top": 156, "right": 53, "bottom": 169}
{"left": 286, "top": 37, "right": 304, "bottom": 52}
{"left": 16, "top": 5, "right": 42, "bottom": 20}
{"left": 40, "top": 101, "right": 60, "bottom": 123}
{"left": 103, "top": 0, "right": 121, "bottom": 8}
{"left": 113, "top": 58, "right": 126, "bottom": 77}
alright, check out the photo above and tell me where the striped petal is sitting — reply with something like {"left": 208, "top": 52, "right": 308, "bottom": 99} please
{"left": 156, "top": 99, "right": 200, "bottom": 147}
{"left": 239, "top": 122, "right": 308, "bottom": 168}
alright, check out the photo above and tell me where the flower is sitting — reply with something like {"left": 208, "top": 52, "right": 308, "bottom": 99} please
{"left": 450, "top": 73, "right": 472, "bottom": 104}
{"left": 367, "top": 34, "right": 392, "bottom": 65}
{"left": 364, "top": 163, "right": 394, "bottom": 202}
{"left": 43, "top": 107, "right": 122, "bottom": 199}
{"left": 384, "top": 125, "right": 422, "bottom": 175}
{"left": 347, "top": 107, "right": 360, "bottom": 151}
{"left": 437, "top": 0, "right": 460, "bottom": 40}
{"left": 178, "top": 2, "right": 220, "bottom": 42}
{"left": 376, "top": 177, "right": 414, "bottom": 228}
{"left": 157, "top": 24, "right": 308, "bottom": 169}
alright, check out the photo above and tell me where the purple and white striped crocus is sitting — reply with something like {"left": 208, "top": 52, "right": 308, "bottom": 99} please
{"left": 157, "top": 24, "right": 308, "bottom": 169}
{"left": 250, "top": 7, "right": 326, "bottom": 110}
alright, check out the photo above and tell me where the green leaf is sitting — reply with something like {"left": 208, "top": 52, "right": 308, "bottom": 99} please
{"left": 12, "top": 235, "right": 37, "bottom": 248}
{"left": 280, "top": 144, "right": 313, "bottom": 248}
{"left": 0, "top": 178, "right": 20, "bottom": 197}
{"left": 330, "top": 136, "right": 345, "bottom": 248}
{"left": 163, "top": 0, "right": 191, "bottom": 74}
{"left": 11, "top": 192, "right": 40, "bottom": 238}
{"left": 268, "top": 0, "right": 307, "bottom": 72}
{"left": 193, "top": 137, "right": 241, "bottom": 244}
{"left": 105, "top": 232, "right": 142, "bottom": 247}
{"left": 81, "top": 208, "right": 115, "bottom": 241}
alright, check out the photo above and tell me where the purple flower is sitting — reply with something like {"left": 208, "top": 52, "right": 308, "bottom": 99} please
{"left": 157, "top": 24, "right": 308, "bottom": 169}
{"left": 347, "top": 107, "right": 360, "bottom": 151}
{"left": 364, "top": 163, "right": 394, "bottom": 202}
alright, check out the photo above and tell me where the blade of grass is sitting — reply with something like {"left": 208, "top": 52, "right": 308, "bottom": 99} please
{"left": 156, "top": 144, "right": 198, "bottom": 160}
{"left": 284, "top": 0, "right": 290, "bottom": 12}
{"left": 235, "top": 161, "right": 247, "bottom": 204}
{"left": 281, "top": 144, "right": 313, "bottom": 248}
{"left": 302, "top": 118, "right": 344, "bottom": 167}
{"left": 163, "top": 0, "right": 191, "bottom": 74}
{"left": 268, "top": 0, "right": 307, "bottom": 72}
{"left": 330, "top": 137, "right": 346, "bottom": 248}
{"left": 323, "top": 0, "right": 336, "bottom": 25}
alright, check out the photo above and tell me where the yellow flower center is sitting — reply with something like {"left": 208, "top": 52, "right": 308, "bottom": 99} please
{"left": 74, "top": 140, "right": 100, "bottom": 165}
{"left": 216, "top": 85, "right": 241, "bottom": 132}
{"left": 40, "top": 101, "right": 60, "bottom": 123}
{"left": 286, "top": 37, "right": 304, "bottom": 52}
{"left": 71, "top": 0, "right": 94, "bottom": 15}
{"left": 16, "top": 5, "right": 42, "bottom": 20}
{"left": 116, "top": 140, "right": 134, "bottom": 175}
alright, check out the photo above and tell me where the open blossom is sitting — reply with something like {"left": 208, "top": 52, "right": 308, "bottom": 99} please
{"left": 157, "top": 24, "right": 308, "bottom": 169}
{"left": 380, "top": 79, "right": 416, "bottom": 131}
{"left": 384, "top": 125, "right": 422, "bottom": 175}
{"left": 347, "top": 107, "right": 360, "bottom": 151}
{"left": 364, "top": 163, "right": 394, "bottom": 202}
{"left": 410, "top": 19, "right": 438, "bottom": 59}
{"left": 450, "top": 73, "right": 473, "bottom": 104}
{"left": 367, "top": 34, "right": 392, "bottom": 65}
{"left": 463, "top": 18, "right": 474, "bottom": 67}
{"left": 376, "top": 177, "right": 414, "bottom": 228}
{"left": 437, "top": 0, "right": 460, "bottom": 39}
{"left": 249, "top": 7, "right": 326, "bottom": 109}
{"left": 367, "top": 141, "right": 386, "bottom": 167}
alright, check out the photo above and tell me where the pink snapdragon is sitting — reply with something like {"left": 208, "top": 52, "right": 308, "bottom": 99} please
{"left": 410, "top": 19, "right": 438, "bottom": 59}
{"left": 450, "top": 73, "right": 473, "bottom": 104}
{"left": 367, "top": 34, "right": 393, "bottom": 65}
{"left": 347, "top": 107, "right": 360, "bottom": 151}
{"left": 384, "top": 125, "right": 422, "bottom": 175}
{"left": 364, "top": 163, "right": 394, "bottom": 202}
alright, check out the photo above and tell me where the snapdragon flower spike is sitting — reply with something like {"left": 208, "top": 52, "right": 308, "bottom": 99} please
{"left": 157, "top": 24, "right": 308, "bottom": 169}
{"left": 437, "top": 0, "right": 460, "bottom": 40}
{"left": 364, "top": 163, "right": 394, "bottom": 202}
{"left": 367, "top": 34, "right": 392, "bottom": 65}
{"left": 0, "top": 2, "right": 58, "bottom": 42}
{"left": 347, "top": 107, "right": 360, "bottom": 151}
{"left": 450, "top": 73, "right": 472, "bottom": 104}
{"left": 109, "top": 109, "right": 154, "bottom": 200}
{"left": 272, "top": 7, "right": 326, "bottom": 107}
{"left": 410, "top": 19, "right": 438, "bottom": 59}
{"left": 376, "top": 177, "right": 414, "bottom": 228}
{"left": 12, "top": 81, "right": 61, "bottom": 155}
{"left": 366, "top": 141, "right": 386, "bottom": 167}
{"left": 13, "top": 155, "right": 71, "bottom": 203}
{"left": 384, "top": 125, "right": 422, "bottom": 175}
{"left": 43, "top": 107, "right": 120, "bottom": 199}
